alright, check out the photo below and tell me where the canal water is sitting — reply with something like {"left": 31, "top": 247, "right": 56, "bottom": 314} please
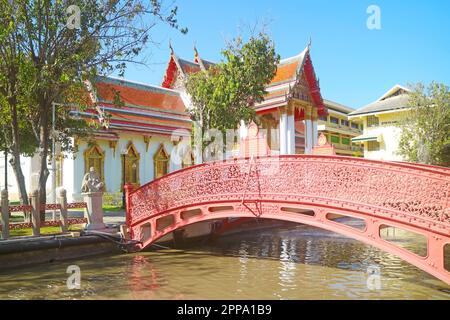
{"left": 0, "top": 224, "right": 449, "bottom": 299}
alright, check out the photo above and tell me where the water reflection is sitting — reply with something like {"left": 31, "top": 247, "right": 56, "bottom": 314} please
{"left": 0, "top": 224, "right": 449, "bottom": 299}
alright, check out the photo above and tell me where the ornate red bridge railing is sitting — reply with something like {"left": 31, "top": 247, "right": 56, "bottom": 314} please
{"left": 126, "top": 154, "right": 450, "bottom": 284}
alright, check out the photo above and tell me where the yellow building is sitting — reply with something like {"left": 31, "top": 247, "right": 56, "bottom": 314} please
{"left": 348, "top": 85, "right": 410, "bottom": 161}
{"left": 317, "top": 100, "right": 363, "bottom": 156}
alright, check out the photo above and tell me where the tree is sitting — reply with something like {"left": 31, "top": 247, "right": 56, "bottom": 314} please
{"left": 185, "top": 32, "right": 279, "bottom": 160}
{"left": 0, "top": 7, "right": 38, "bottom": 205}
{"left": 398, "top": 82, "right": 450, "bottom": 166}
{"left": 0, "top": 0, "right": 186, "bottom": 211}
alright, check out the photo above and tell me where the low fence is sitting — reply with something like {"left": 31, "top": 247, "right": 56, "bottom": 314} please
{"left": 0, "top": 189, "right": 87, "bottom": 240}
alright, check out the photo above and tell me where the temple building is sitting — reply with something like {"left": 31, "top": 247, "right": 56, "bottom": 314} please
{"left": 348, "top": 84, "right": 411, "bottom": 161}
{"left": 2, "top": 42, "right": 364, "bottom": 203}
{"left": 161, "top": 44, "right": 328, "bottom": 156}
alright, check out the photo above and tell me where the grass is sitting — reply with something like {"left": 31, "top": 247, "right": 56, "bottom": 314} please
{"left": 9, "top": 224, "right": 84, "bottom": 237}
{"left": 102, "top": 205, "right": 123, "bottom": 212}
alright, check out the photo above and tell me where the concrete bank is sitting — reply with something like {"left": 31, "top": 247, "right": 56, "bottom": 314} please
{"left": 0, "top": 234, "right": 122, "bottom": 271}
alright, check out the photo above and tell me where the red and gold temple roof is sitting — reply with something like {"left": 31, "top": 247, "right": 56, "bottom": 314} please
{"left": 83, "top": 76, "right": 191, "bottom": 137}
{"left": 162, "top": 44, "right": 327, "bottom": 117}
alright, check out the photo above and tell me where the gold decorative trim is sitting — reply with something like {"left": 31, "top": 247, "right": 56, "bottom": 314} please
{"left": 312, "top": 108, "right": 318, "bottom": 121}
{"left": 143, "top": 136, "right": 151, "bottom": 152}
{"left": 109, "top": 141, "right": 117, "bottom": 157}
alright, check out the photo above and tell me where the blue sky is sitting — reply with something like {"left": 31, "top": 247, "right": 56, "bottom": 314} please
{"left": 122, "top": 0, "right": 450, "bottom": 109}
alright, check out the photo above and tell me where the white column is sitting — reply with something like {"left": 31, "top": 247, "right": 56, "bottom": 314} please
{"left": 305, "top": 118, "right": 313, "bottom": 154}
{"left": 279, "top": 110, "right": 288, "bottom": 154}
{"left": 287, "top": 114, "right": 296, "bottom": 154}
{"left": 312, "top": 120, "right": 318, "bottom": 147}
{"left": 239, "top": 120, "right": 248, "bottom": 140}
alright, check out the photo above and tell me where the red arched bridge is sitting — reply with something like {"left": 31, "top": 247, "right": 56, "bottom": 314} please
{"left": 125, "top": 155, "right": 450, "bottom": 285}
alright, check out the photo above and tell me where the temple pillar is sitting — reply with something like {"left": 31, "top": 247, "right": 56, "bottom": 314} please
{"left": 279, "top": 108, "right": 288, "bottom": 154}
{"left": 304, "top": 105, "right": 313, "bottom": 154}
{"left": 286, "top": 105, "right": 296, "bottom": 154}
{"left": 312, "top": 108, "right": 318, "bottom": 147}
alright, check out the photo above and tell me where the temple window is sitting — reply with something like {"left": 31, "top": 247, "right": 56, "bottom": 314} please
{"left": 341, "top": 119, "right": 349, "bottom": 127}
{"left": 84, "top": 145, "right": 105, "bottom": 182}
{"left": 351, "top": 122, "right": 359, "bottom": 129}
{"left": 123, "top": 142, "right": 140, "bottom": 186}
{"left": 154, "top": 144, "right": 170, "bottom": 179}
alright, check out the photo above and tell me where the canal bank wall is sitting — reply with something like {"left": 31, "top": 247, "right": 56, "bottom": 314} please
{"left": 0, "top": 234, "right": 121, "bottom": 271}
{"left": 0, "top": 220, "right": 297, "bottom": 270}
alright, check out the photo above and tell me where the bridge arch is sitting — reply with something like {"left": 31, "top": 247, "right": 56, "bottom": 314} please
{"left": 125, "top": 155, "right": 450, "bottom": 285}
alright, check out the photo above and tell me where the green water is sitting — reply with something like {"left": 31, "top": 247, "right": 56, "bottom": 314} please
{"left": 0, "top": 224, "right": 449, "bottom": 299}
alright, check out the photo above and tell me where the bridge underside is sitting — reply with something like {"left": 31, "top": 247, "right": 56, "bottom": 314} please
{"left": 130, "top": 200, "right": 450, "bottom": 285}
{"left": 125, "top": 154, "right": 450, "bottom": 285}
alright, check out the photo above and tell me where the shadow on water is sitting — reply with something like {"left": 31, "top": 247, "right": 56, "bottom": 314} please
{"left": 150, "top": 220, "right": 450, "bottom": 294}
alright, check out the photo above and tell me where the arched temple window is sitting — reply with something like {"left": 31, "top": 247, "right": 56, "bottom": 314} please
{"left": 154, "top": 144, "right": 170, "bottom": 179}
{"left": 84, "top": 145, "right": 105, "bottom": 181}
{"left": 123, "top": 142, "right": 140, "bottom": 187}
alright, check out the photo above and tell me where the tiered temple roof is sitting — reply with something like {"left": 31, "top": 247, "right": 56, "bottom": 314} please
{"left": 83, "top": 76, "right": 191, "bottom": 137}
{"left": 79, "top": 43, "right": 327, "bottom": 140}
{"left": 162, "top": 44, "right": 327, "bottom": 117}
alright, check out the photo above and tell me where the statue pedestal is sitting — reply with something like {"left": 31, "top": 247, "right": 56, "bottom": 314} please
{"left": 82, "top": 192, "right": 106, "bottom": 230}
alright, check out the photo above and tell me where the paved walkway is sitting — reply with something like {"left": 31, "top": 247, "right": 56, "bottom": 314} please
{"left": 41, "top": 209, "right": 126, "bottom": 225}
{"left": 72, "top": 210, "right": 125, "bottom": 225}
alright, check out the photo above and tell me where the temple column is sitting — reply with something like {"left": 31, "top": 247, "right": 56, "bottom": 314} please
{"left": 304, "top": 105, "right": 313, "bottom": 154}
{"left": 312, "top": 108, "right": 318, "bottom": 147}
{"left": 279, "top": 108, "right": 288, "bottom": 154}
{"left": 286, "top": 104, "right": 296, "bottom": 154}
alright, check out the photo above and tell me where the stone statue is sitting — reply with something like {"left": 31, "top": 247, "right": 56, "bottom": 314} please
{"left": 81, "top": 167, "right": 105, "bottom": 193}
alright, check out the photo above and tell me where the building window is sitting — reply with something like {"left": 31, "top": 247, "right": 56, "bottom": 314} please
{"left": 330, "top": 135, "right": 340, "bottom": 144}
{"left": 330, "top": 117, "right": 339, "bottom": 125}
{"left": 341, "top": 119, "right": 349, "bottom": 127}
{"left": 154, "top": 144, "right": 170, "bottom": 179}
{"left": 123, "top": 142, "right": 140, "bottom": 186}
{"left": 351, "top": 122, "right": 359, "bottom": 129}
{"left": 341, "top": 137, "right": 350, "bottom": 145}
{"left": 367, "top": 141, "right": 380, "bottom": 151}
{"left": 319, "top": 115, "right": 327, "bottom": 121}
{"left": 367, "top": 116, "right": 379, "bottom": 127}
{"left": 84, "top": 145, "right": 105, "bottom": 181}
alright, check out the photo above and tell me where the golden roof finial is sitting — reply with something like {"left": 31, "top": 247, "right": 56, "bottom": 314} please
{"left": 194, "top": 43, "right": 199, "bottom": 61}
{"left": 169, "top": 39, "right": 174, "bottom": 55}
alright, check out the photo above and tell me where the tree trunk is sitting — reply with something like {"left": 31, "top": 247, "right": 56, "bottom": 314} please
{"left": 8, "top": 92, "right": 30, "bottom": 220}
{"left": 9, "top": 153, "right": 30, "bottom": 221}
{"left": 37, "top": 105, "right": 50, "bottom": 222}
